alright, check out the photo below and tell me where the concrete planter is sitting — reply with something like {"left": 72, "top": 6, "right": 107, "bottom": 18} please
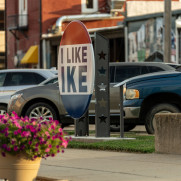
{"left": 155, "top": 113, "right": 181, "bottom": 154}
{"left": 0, "top": 153, "right": 41, "bottom": 181}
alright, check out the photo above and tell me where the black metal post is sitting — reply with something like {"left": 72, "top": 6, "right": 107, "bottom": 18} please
{"left": 74, "top": 111, "right": 89, "bottom": 136}
{"left": 94, "top": 33, "right": 110, "bottom": 137}
{"left": 120, "top": 85, "right": 124, "bottom": 138}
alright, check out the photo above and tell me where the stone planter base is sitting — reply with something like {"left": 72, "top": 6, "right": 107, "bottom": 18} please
{"left": 155, "top": 113, "right": 181, "bottom": 154}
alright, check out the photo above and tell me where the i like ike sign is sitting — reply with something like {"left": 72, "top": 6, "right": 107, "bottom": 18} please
{"left": 58, "top": 20, "right": 95, "bottom": 119}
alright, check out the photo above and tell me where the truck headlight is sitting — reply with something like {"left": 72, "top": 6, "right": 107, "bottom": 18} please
{"left": 125, "top": 89, "right": 139, "bottom": 99}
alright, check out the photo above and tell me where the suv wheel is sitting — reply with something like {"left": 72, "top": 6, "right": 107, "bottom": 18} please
{"left": 145, "top": 103, "right": 180, "bottom": 134}
{"left": 0, "top": 105, "right": 7, "bottom": 115}
{"left": 25, "top": 102, "right": 58, "bottom": 121}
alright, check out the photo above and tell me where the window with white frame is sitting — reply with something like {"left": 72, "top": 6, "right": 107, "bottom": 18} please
{"left": 19, "top": 0, "right": 28, "bottom": 27}
{"left": 81, "top": 0, "right": 98, "bottom": 14}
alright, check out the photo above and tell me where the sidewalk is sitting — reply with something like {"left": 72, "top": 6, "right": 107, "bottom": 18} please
{"left": 38, "top": 149, "right": 181, "bottom": 181}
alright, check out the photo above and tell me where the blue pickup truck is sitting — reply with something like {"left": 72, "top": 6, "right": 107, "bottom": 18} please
{"left": 117, "top": 70, "right": 181, "bottom": 134}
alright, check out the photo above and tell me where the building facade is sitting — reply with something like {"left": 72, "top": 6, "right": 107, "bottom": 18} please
{"left": 40, "top": 0, "right": 126, "bottom": 68}
{"left": 6, "top": 0, "right": 181, "bottom": 69}
{"left": 6, "top": 0, "right": 41, "bottom": 68}
{"left": 125, "top": 0, "right": 181, "bottom": 63}
{"left": 6, "top": 0, "right": 125, "bottom": 69}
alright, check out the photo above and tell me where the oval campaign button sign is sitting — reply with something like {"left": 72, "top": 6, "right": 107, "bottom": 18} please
{"left": 58, "top": 20, "right": 95, "bottom": 119}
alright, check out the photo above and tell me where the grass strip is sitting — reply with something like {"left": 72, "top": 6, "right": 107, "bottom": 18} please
{"left": 66, "top": 131, "right": 155, "bottom": 153}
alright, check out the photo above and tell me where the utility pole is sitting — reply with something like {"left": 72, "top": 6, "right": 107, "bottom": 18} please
{"left": 164, "top": 0, "right": 172, "bottom": 63}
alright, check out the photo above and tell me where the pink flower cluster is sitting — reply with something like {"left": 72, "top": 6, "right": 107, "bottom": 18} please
{"left": 0, "top": 112, "right": 71, "bottom": 160}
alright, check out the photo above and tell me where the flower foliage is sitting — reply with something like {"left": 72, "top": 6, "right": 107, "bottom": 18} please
{"left": 0, "top": 112, "right": 71, "bottom": 160}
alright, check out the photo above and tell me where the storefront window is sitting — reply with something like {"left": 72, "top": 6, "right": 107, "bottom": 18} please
{"left": 128, "top": 17, "right": 176, "bottom": 63}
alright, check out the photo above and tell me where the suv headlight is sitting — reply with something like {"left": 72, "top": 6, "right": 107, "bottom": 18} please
{"left": 125, "top": 89, "right": 139, "bottom": 99}
{"left": 11, "top": 93, "right": 23, "bottom": 101}
{"left": 123, "top": 84, "right": 127, "bottom": 100}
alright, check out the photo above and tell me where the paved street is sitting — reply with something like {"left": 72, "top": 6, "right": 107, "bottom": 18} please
{"left": 38, "top": 149, "right": 181, "bottom": 181}
{"left": 38, "top": 126, "right": 181, "bottom": 181}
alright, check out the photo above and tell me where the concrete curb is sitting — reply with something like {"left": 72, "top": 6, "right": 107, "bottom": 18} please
{"left": 36, "top": 176, "right": 68, "bottom": 181}
{"left": 70, "top": 136, "right": 135, "bottom": 143}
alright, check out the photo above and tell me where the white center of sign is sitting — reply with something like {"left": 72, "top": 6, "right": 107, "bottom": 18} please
{"left": 58, "top": 43, "right": 94, "bottom": 95}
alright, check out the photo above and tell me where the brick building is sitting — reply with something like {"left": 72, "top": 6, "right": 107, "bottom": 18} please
{"left": 6, "top": 0, "right": 40, "bottom": 68}
{"left": 6, "top": 0, "right": 125, "bottom": 69}
{"left": 5, "top": 0, "right": 181, "bottom": 69}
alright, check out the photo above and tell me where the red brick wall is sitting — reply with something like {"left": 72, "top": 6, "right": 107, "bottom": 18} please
{"left": 18, "top": 0, "right": 40, "bottom": 51}
{"left": 6, "top": 0, "right": 18, "bottom": 68}
{"left": 6, "top": 0, "right": 40, "bottom": 68}
{"left": 7, "top": 0, "right": 18, "bottom": 15}
{"left": 42, "top": 0, "right": 81, "bottom": 34}
{"left": 99, "top": 0, "right": 109, "bottom": 13}
{"left": 41, "top": 0, "right": 111, "bottom": 34}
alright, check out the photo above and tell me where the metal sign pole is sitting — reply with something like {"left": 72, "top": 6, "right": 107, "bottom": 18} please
{"left": 74, "top": 110, "right": 89, "bottom": 137}
{"left": 120, "top": 85, "right": 124, "bottom": 138}
{"left": 74, "top": 119, "right": 78, "bottom": 137}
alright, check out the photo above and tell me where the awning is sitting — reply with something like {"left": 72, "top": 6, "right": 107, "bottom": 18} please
{"left": 21, "top": 45, "right": 38, "bottom": 64}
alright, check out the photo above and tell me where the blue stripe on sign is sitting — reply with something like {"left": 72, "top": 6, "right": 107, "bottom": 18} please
{"left": 61, "top": 94, "right": 92, "bottom": 119}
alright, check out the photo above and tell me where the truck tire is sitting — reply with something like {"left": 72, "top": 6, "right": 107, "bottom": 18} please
{"left": 110, "top": 124, "right": 136, "bottom": 132}
{"left": 145, "top": 103, "right": 180, "bottom": 134}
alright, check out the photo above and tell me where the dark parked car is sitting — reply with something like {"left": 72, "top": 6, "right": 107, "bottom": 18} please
{"left": 8, "top": 62, "right": 175, "bottom": 131}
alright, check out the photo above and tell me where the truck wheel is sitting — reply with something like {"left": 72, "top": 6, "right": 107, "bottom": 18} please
{"left": 110, "top": 124, "right": 136, "bottom": 132}
{"left": 145, "top": 104, "right": 180, "bottom": 134}
{"left": 124, "top": 124, "right": 136, "bottom": 132}
{"left": 25, "top": 102, "right": 58, "bottom": 122}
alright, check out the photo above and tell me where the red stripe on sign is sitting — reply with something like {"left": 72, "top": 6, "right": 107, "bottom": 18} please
{"left": 60, "top": 20, "right": 91, "bottom": 46}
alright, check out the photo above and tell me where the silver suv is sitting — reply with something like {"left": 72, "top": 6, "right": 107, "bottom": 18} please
{"left": 0, "top": 69, "right": 57, "bottom": 114}
{"left": 8, "top": 62, "right": 175, "bottom": 131}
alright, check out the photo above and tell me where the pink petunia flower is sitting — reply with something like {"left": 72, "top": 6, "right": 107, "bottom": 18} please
{"left": 45, "top": 148, "right": 50, "bottom": 152}
{"left": 62, "top": 140, "right": 68, "bottom": 148}
{"left": 14, "top": 146, "right": 18, "bottom": 151}
{"left": 45, "top": 131, "right": 50, "bottom": 136}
